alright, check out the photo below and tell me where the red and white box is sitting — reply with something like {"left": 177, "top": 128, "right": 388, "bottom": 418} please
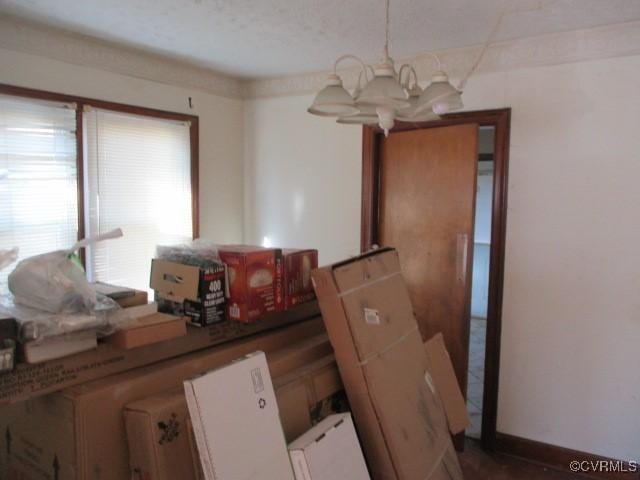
{"left": 282, "top": 249, "right": 318, "bottom": 309}
{"left": 218, "top": 245, "right": 283, "bottom": 323}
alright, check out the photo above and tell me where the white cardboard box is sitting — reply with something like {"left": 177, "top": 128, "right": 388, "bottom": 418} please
{"left": 184, "top": 351, "right": 294, "bottom": 480}
{"left": 288, "top": 413, "right": 371, "bottom": 480}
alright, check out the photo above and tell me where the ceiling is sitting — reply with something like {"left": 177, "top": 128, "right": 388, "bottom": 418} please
{"left": 1, "top": 0, "right": 639, "bottom": 79}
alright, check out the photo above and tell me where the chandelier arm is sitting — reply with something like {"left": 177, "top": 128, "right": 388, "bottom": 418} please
{"left": 398, "top": 64, "right": 411, "bottom": 88}
{"left": 419, "top": 52, "right": 442, "bottom": 71}
{"left": 333, "top": 54, "right": 371, "bottom": 81}
{"left": 398, "top": 64, "right": 420, "bottom": 88}
{"left": 410, "top": 66, "right": 419, "bottom": 87}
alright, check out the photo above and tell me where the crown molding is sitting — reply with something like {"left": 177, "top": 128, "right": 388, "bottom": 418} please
{"left": 1, "top": 14, "right": 638, "bottom": 101}
{"left": 243, "top": 19, "right": 640, "bottom": 98}
{"left": 0, "top": 14, "right": 244, "bottom": 99}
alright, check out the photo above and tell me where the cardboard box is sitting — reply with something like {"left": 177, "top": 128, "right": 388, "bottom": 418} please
{"left": 283, "top": 249, "right": 318, "bottom": 309}
{"left": 425, "top": 333, "right": 471, "bottom": 435}
{"left": 0, "top": 318, "right": 324, "bottom": 480}
{"left": 186, "top": 419, "right": 205, "bottom": 480}
{"left": 0, "top": 315, "right": 17, "bottom": 373}
{"left": 123, "top": 350, "right": 341, "bottom": 480}
{"left": 218, "top": 245, "right": 283, "bottom": 323}
{"left": 311, "top": 248, "right": 464, "bottom": 480}
{"left": 184, "top": 351, "right": 295, "bottom": 480}
{"left": 125, "top": 389, "right": 200, "bottom": 480}
{"left": 0, "top": 299, "right": 320, "bottom": 406}
{"left": 21, "top": 329, "right": 98, "bottom": 364}
{"left": 288, "top": 413, "right": 370, "bottom": 480}
{"left": 151, "top": 258, "right": 226, "bottom": 327}
{"left": 114, "top": 288, "right": 148, "bottom": 308}
{"left": 106, "top": 312, "right": 187, "bottom": 350}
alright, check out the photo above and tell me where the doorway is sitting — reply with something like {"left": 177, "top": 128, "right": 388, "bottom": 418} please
{"left": 467, "top": 126, "right": 495, "bottom": 440}
{"left": 361, "top": 109, "right": 510, "bottom": 450}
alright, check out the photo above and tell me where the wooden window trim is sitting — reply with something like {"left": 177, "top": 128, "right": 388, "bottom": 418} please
{"left": 0, "top": 83, "right": 200, "bottom": 241}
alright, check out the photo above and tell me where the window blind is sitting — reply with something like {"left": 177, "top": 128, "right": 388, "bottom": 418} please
{"left": 0, "top": 94, "right": 78, "bottom": 286}
{"left": 83, "top": 108, "right": 192, "bottom": 293}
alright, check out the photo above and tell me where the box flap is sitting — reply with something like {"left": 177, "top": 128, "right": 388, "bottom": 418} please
{"left": 362, "top": 330, "right": 451, "bottom": 479}
{"left": 150, "top": 259, "right": 200, "bottom": 302}
{"left": 331, "top": 248, "right": 399, "bottom": 293}
{"left": 425, "top": 333, "right": 471, "bottom": 435}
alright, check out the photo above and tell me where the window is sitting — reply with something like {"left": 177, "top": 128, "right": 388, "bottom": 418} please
{"left": 84, "top": 108, "right": 193, "bottom": 291}
{"left": 0, "top": 87, "right": 198, "bottom": 291}
{"left": 0, "top": 94, "right": 78, "bottom": 286}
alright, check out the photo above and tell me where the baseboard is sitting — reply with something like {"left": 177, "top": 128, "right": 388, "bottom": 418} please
{"left": 494, "top": 433, "right": 639, "bottom": 479}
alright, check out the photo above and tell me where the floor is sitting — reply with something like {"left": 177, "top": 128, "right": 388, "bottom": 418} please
{"left": 467, "top": 317, "right": 486, "bottom": 439}
{"left": 459, "top": 439, "right": 587, "bottom": 479}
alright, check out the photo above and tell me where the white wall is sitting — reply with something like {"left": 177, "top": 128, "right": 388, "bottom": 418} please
{"left": 244, "top": 54, "right": 640, "bottom": 461}
{"left": 244, "top": 95, "right": 362, "bottom": 264}
{"left": 0, "top": 47, "right": 245, "bottom": 243}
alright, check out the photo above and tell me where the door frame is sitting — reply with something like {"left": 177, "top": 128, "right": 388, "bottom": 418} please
{"left": 360, "top": 108, "right": 511, "bottom": 451}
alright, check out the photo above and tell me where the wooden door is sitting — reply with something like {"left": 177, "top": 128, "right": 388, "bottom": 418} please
{"left": 378, "top": 124, "right": 479, "bottom": 410}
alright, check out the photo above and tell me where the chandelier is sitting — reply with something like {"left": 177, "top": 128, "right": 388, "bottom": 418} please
{"left": 307, "top": 0, "right": 464, "bottom": 136}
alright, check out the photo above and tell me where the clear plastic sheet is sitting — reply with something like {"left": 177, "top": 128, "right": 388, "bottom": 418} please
{"left": 0, "top": 293, "right": 131, "bottom": 344}
{"left": 0, "top": 248, "right": 18, "bottom": 272}
{"left": 1, "top": 229, "right": 132, "bottom": 343}
{"left": 156, "top": 239, "right": 221, "bottom": 262}
{"left": 7, "top": 229, "right": 123, "bottom": 314}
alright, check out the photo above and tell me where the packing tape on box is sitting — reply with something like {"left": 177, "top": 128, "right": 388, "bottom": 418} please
{"left": 336, "top": 271, "right": 402, "bottom": 298}
{"left": 422, "top": 441, "right": 453, "bottom": 480}
{"left": 358, "top": 325, "right": 419, "bottom": 366}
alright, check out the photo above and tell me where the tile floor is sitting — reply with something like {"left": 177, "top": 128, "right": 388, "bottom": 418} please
{"left": 467, "top": 317, "right": 486, "bottom": 439}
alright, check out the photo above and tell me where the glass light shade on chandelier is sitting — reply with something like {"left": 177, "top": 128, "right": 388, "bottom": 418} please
{"left": 307, "top": 0, "right": 464, "bottom": 136}
{"left": 356, "top": 59, "right": 410, "bottom": 110}
{"left": 307, "top": 73, "right": 359, "bottom": 117}
{"left": 395, "top": 67, "right": 440, "bottom": 122}
{"left": 414, "top": 70, "right": 463, "bottom": 116}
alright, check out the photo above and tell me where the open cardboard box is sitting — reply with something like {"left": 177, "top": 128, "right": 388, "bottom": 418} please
{"left": 312, "top": 247, "right": 467, "bottom": 480}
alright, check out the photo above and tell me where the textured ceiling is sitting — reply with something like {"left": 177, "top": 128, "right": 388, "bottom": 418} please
{"left": 1, "top": 0, "right": 639, "bottom": 78}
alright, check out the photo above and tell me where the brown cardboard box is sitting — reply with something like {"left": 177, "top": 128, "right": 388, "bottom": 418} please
{"left": 311, "top": 248, "right": 464, "bottom": 480}
{"left": 282, "top": 249, "right": 318, "bottom": 309}
{"left": 0, "top": 301, "right": 320, "bottom": 405}
{"left": 186, "top": 419, "right": 205, "bottom": 480}
{"left": 425, "top": 333, "right": 471, "bottom": 435}
{"left": 106, "top": 312, "right": 187, "bottom": 349}
{"left": 114, "top": 288, "right": 148, "bottom": 308}
{"left": 125, "top": 389, "right": 196, "bottom": 480}
{"left": 151, "top": 258, "right": 226, "bottom": 327}
{"left": 123, "top": 352, "right": 341, "bottom": 480}
{"left": 0, "top": 319, "right": 325, "bottom": 480}
{"left": 218, "top": 245, "right": 283, "bottom": 322}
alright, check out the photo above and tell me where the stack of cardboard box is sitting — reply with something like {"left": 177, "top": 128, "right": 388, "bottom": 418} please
{"left": 0, "top": 247, "right": 469, "bottom": 480}
{"left": 153, "top": 244, "right": 318, "bottom": 326}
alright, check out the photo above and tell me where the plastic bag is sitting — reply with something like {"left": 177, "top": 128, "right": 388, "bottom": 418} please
{"left": 0, "top": 247, "right": 18, "bottom": 272}
{"left": 0, "top": 293, "right": 131, "bottom": 343}
{"left": 7, "top": 229, "right": 123, "bottom": 314}
{"left": 156, "top": 239, "right": 221, "bottom": 263}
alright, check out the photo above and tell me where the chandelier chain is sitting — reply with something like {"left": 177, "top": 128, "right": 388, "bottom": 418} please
{"left": 384, "top": 0, "right": 390, "bottom": 59}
